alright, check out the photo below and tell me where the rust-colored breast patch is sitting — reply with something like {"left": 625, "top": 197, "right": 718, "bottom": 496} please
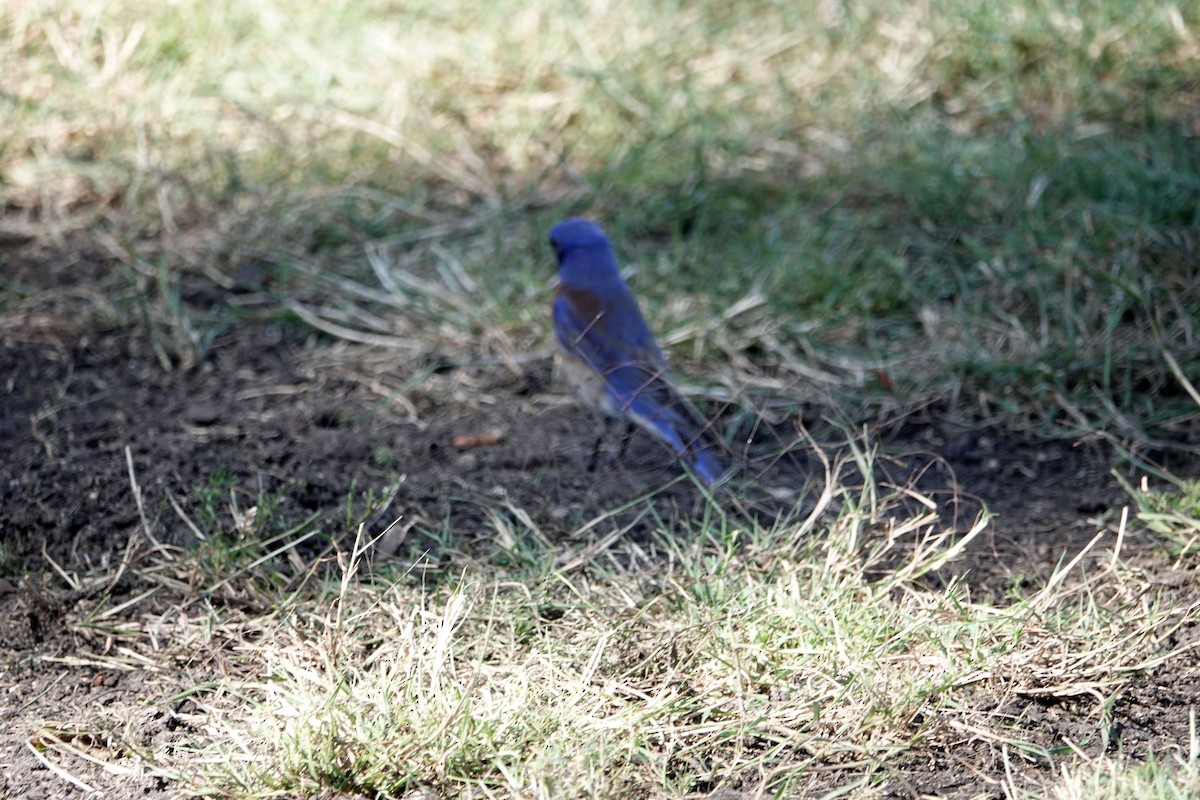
{"left": 556, "top": 285, "right": 606, "bottom": 326}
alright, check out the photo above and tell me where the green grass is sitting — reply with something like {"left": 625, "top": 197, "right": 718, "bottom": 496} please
{"left": 4, "top": 0, "right": 1197, "bottom": 436}
{"left": 1120, "top": 469, "right": 1200, "bottom": 558}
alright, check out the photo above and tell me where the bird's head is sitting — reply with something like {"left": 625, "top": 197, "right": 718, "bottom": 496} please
{"left": 549, "top": 217, "right": 611, "bottom": 263}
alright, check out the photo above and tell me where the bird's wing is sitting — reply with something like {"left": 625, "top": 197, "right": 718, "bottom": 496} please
{"left": 554, "top": 284, "right": 725, "bottom": 485}
{"left": 554, "top": 285, "right": 711, "bottom": 446}
{"left": 554, "top": 285, "right": 668, "bottom": 404}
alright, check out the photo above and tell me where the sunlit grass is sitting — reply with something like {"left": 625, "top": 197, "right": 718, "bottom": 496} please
{"left": 4, "top": 0, "right": 1197, "bottom": 436}
{"left": 63, "top": 449, "right": 1179, "bottom": 799}
{"left": 1020, "top": 733, "right": 1200, "bottom": 800}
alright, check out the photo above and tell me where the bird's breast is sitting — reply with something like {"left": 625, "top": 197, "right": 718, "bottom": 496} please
{"left": 556, "top": 345, "right": 620, "bottom": 417}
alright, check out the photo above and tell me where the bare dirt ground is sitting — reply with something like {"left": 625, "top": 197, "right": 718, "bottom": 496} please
{"left": 2, "top": 244, "right": 1198, "bottom": 799}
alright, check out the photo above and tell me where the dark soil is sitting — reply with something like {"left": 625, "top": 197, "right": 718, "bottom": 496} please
{"left": 2, "top": 245, "right": 1198, "bottom": 799}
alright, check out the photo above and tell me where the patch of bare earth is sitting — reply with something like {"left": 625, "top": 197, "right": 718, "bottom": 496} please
{"left": 2, "top": 245, "right": 1197, "bottom": 799}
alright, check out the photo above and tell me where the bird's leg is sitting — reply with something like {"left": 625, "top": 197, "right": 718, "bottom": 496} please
{"left": 615, "top": 420, "right": 636, "bottom": 460}
{"left": 587, "top": 416, "right": 615, "bottom": 472}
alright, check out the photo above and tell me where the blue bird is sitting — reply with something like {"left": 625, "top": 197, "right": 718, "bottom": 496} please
{"left": 550, "top": 217, "right": 724, "bottom": 486}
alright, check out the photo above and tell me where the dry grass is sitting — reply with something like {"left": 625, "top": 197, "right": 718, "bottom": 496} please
{"left": 1021, "top": 731, "right": 1200, "bottom": 800}
{"left": 19, "top": 445, "right": 1196, "bottom": 798}
{"left": 5, "top": 0, "right": 1200, "bottom": 797}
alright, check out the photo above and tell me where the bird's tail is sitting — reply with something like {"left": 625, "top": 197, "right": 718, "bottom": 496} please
{"left": 682, "top": 439, "right": 724, "bottom": 487}
{"left": 633, "top": 399, "right": 726, "bottom": 487}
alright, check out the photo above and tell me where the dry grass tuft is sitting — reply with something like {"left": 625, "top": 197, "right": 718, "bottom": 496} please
{"left": 23, "top": 445, "right": 1193, "bottom": 798}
